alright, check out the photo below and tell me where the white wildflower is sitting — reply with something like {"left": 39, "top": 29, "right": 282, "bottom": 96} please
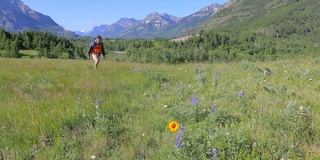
{"left": 300, "top": 106, "right": 303, "bottom": 111}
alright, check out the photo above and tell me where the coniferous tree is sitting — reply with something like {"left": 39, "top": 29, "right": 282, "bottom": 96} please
{"left": 22, "top": 32, "right": 32, "bottom": 49}
{"left": 4, "top": 39, "right": 11, "bottom": 57}
{"left": 12, "top": 36, "right": 20, "bottom": 58}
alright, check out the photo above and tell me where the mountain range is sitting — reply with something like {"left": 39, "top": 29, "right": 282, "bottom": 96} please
{"left": 0, "top": 0, "right": 222, "bottom": 39}
{"left": 82, "top": 4, "right": 222, "bottom": 39}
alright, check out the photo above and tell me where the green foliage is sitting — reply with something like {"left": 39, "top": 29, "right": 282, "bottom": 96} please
{"left": 105, "top": 27, "right": 318, "bottom": 64}
{"left": 0, "top": 29, "right": 82, "bottom": 59}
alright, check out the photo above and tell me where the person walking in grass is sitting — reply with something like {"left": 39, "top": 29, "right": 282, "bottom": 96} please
{"left": 87, "top": 35, "right": 106, "bottom": 69}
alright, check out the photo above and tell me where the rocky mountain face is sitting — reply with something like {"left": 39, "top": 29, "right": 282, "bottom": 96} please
{"left": 116, "top": 12, "right": 181, "bottom": 39}
{"left": 87, "top": 24, "right": 109, "bottom": 36}
{"left": 0, "top": 0, "right": 78, "bottom": 38}
{"left": 162, "top": 3, "right": 222, "bottom": 38}
{"left": 0, "top": 0, "right": 58, "bottom": 31}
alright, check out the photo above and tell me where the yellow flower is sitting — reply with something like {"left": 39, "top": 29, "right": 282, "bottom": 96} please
{"left": 168, "top": 121, "right": 179, "bottom": 132}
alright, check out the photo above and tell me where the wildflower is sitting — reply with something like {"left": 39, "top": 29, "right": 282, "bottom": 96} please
{"left": 164, "top": 83, "right": 168, "bottom": 89}
{"left": 239, "top": 90, "right": 245, "bottom": 97}
{"left": 211, "top": 104, "right": 217, "bottom": 114}
{"left": 286, "top": 101, "right": 292, "bottom": 113}
{"left": 134, "top": 65, "right": 141, "bottom": 72}
{"left": 212, "top": 148, "right": 219, "bottom": 160}
{"left": 191, "top": 95, "right": 199, "bottom": 105}
{"left": 98, "top": 91, "right": 102, "bottom": 101}
{"left": 214, "top": 72, "right": 218, "bottom": 80}
{"left": 175, "top": 124, "right": 184, "bottom": 149}
{"left": 168, "top": 121, "right": 180, "bottom": 132}
{"left": 95, "top": 99, "right": 100, "bottom": 107}
{"left": 300, "top": 106, "right": 304, "bottom": 111}
{"left": 259, "top": 106, "right": 264, "bottom": 113}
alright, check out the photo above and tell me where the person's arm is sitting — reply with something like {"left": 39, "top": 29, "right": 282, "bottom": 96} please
{"left": 87, "top": 44, "right": 94, "bottom": 58}
{"left": 101, "top": 43, "right": 106, "bottom": 57}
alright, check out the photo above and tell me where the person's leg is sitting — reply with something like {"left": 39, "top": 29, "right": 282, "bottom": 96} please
{"left": 94, "top": 59, "right": 100, "bottom": 69}
{"left": 92, "top": 54, "right": 101, "bottom": 69}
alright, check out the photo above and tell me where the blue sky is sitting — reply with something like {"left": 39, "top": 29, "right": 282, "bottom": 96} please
{"left": 22, "top": 0, "right": 228, "bottom": 31}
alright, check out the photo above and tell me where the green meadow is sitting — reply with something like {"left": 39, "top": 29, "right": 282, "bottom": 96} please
{"left": 0, "top": 56, "right": 319, "bottom": 159}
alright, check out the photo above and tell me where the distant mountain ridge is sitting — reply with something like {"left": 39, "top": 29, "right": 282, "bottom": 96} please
{"left": 162, "top": 3, "right": 222, "bottom": 38}
{"left": 116, "top": 12, "right": 181, "bottom": 39}
{"left": 0, "top": 0, "right": 78, "bottom": 38}
{"left": 85, "top": 3, "right": 222, "bottom": 39}
{"left": 86, "top": 18, "right": 138, "bottom": 38}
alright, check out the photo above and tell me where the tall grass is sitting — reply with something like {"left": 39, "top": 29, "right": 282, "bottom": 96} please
{"left": 0, "top": 56, "right": 319, "bottom": 159}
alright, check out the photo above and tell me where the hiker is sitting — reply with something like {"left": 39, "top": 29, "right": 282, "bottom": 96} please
{"left": 87, "top": 35, "right": 106, "bottom": 69}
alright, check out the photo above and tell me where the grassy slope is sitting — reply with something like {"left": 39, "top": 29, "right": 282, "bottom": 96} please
{"left": 0, "top": 57, "right": 319, "bottom": 159}
{"left": 198, "top": 0, "right": 320, "bottom": 35}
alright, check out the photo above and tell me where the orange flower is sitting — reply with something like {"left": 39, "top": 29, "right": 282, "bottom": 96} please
{"left": 168, "top": 121, "right": 180, "bottom": 132}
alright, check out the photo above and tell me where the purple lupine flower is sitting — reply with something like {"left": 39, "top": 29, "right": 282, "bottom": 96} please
{"left": 212, "top": 148, "right": 219, "bottom": 160}
{"left": 164, "top": 83, "right": 168, "bottom": 90}
{"left": 190, "top": 95, "right": 199, "bottom": 105}
{"left": 239, "top": 90, "right": 245, "bottom": 97}
{"left": 176, "top": 124, "right": 184, "bottom": 149}
{"left": 214, "top": 72, "right": 218, "bottom": 80}
{"left": 211, "top": 104, "right": 217, "bottom": 114}
{"left": 95, "top": 99, "right": 100, "bottom": 107}
{"left": 98, "top": 91, "right": 102, "bottom": 102}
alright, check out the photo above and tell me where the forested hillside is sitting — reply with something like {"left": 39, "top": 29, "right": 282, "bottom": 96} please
{"left": 199, "top": 0, "right": 319, "bottom": 34}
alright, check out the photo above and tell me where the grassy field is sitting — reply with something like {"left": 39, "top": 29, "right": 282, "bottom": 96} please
{"left": 0, "top": 56, "right": 319, "bottom": 159}
{"left": 19, "top": 50, "right": 39, "bottom": 58}
{"left": 0, "top": 50, "right": 39, "bottom": 59}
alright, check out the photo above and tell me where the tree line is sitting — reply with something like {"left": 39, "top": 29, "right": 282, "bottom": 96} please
{"left": 0, "top": 25, "right": 318, "bottom": 64}
{"left": 0, "top": 29, "right": 85, "bottom": 59}
{"left": 105, "top": 28, "right": 318, "bottom": 64}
